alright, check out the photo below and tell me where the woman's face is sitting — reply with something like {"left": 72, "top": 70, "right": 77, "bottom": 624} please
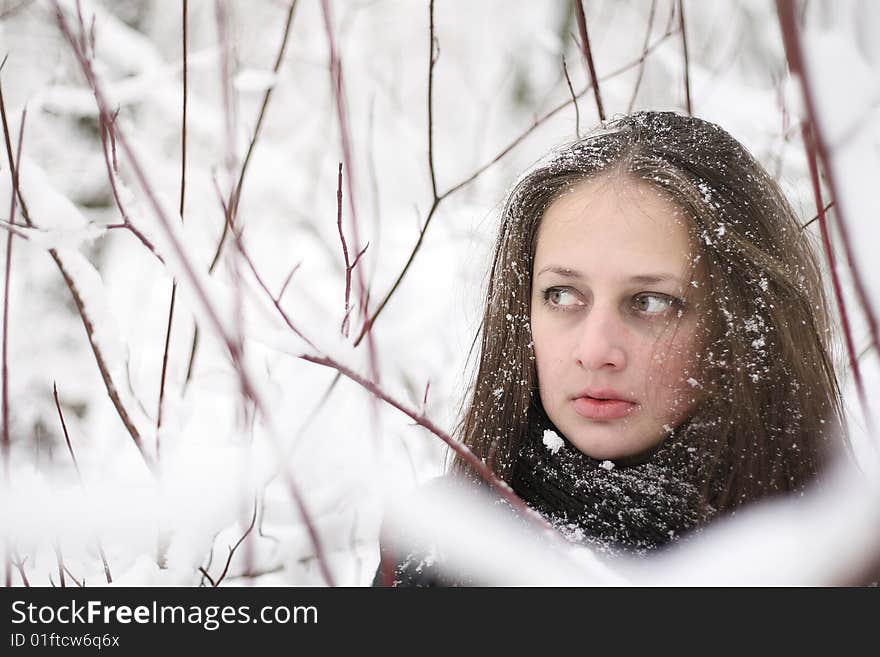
{"left": 530, "top": 176, "right": 705, "bottom": 461}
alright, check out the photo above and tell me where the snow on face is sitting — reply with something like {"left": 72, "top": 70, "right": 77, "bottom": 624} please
{"left": 530, "top": 176, "right": 705, "bottom": 461}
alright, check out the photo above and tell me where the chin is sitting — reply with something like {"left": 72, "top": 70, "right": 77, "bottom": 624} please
{"left": 568, "top": 432, "right": 639, "bottom": 461}
{"left": 566, "top": 425, "right": 664, "bottom": 461}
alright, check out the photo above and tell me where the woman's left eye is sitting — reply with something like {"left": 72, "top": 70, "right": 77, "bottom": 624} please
{"left": 633, "top": 293, "right": 678, "bottom": 314}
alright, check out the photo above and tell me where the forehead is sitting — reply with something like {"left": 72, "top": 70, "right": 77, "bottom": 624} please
{"left": 535, "top": 177, "right": 694, "bottom": 278}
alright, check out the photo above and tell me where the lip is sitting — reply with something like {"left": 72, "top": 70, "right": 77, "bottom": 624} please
{"left": 572, "top": 397, "right": 637, "bottom": 420}
{"left": 573, "top": 388, "right": 636, "bottom": 403}
{"left": 571, "top": 389, "right": 638, "bottom": 421}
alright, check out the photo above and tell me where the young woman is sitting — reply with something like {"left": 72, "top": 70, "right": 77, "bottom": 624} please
{"left": 374, "top": 111, "right": 847, "bottom": 586}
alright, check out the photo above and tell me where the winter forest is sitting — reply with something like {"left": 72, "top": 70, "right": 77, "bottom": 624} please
{"left": 1, "top": 0, "right": 879, "bottom": 587}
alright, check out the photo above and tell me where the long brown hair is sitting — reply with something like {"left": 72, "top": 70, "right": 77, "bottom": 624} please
{"left": 451, "top": 111, "right": 846, "bottom": 515}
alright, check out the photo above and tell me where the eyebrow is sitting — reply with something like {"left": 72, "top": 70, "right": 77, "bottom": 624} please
{"left": 535, "top": 266, "right": 683, "bottom": 285}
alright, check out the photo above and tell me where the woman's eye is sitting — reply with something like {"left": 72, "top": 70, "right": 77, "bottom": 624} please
{"left": 544, "top": 287, "right": 582, "bottom": 308}
{"left": 633, "top": 293, "right": 677, "bottom": 314}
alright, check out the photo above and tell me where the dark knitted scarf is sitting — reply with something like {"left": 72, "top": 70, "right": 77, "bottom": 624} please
{"left": 510, "top": 416, "right": 713, "bottom": 555}
{"left": 377, "top": 417, "right": 717, "bottom": 585}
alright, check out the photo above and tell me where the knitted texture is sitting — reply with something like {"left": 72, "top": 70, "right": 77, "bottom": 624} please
{"left": 510, "top": 416, "right": 712, "bottom": 555}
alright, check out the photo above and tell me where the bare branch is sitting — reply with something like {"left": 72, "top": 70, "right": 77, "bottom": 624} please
{"left": 0, "top": 218, "right": 29, "bottom": 240}
{"left": 627, "top": 0, "right": 658, "bottom": 113}
{"left": 53, "top": 2, "right": 261, "bottom": 414}
{"left": 211, "top": 499, "right": 257, "bottom": 587}
{"left": 63, "top": 564, "right": 84, "bottom": 587}
{"left": 0, "top": 0, "right": 35, "bottom": 21}
{"left": 207, "top": 0, "right": 299, "bottom": 274}
{"left": 353, "top": 27, "right": 678, "bottom": 346}
{"left": 53, "top": 382, "right": 81, "bottom": 481}
{"left": 198, "top": 566, "right": 216, "bottom": 587}
{"left": 0, "top": 79, "right": 23, "bottom": 491}
{"left": 800, "top": 122, "right": 868, "bottom": 419}
{"left": 319, "top": 0, "right": 381, "bottom": 386}
{"left": 157, "top": 0, "right": 188, "bottom": 458}
{"left": 54, "top": 541, "right": 65, "bottom": 588}
{"left": 96, "top": 119, "right": 164, "bottom": 263}
{"left": 220, "top": 195, "right": 318, "bottom": 353}
{"left": 799, "top": 201, "right": 834, "bottom": 232}
{"left": 275, "top": 261, "right": 301, "bottom": 304}
{"left": 53, "top": 382, "right": 113, "bottom": 583}
{"left": 336, "top": 162, "right": 352, "bottom": 337}
{"left": 51, "top": 252, "right": 154, "bottom": 472}
{"left": 677, "top": 0, "right": 692, "bottom": 115}
{"left": 777, "top": 0, "right": 879, "bottom": 431}
{"left": 574, "top": 0, "right": 605, "bottom": 121}
{"left": 299, "top": 354, "right": 553, "bottom": 531}
{"left": 427, "top": 0, "right": 438, "bottom": 199}
{"left": 11, "top": 549, "right": 29, "bottom": 587}
{"left": 561, "top": 55, "right": 580, "bottom": 138}
{"left": 188, "top": 0, "right": 300, "bottom": 388}
{"left": 1, "top": 70, "right": 154, "bottom": 475}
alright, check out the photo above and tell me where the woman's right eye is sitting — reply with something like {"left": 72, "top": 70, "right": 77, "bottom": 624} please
{"left": 543, "top": 287, "right": 583, "bottom": 309}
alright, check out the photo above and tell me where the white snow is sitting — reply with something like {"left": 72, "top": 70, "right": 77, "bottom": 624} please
{"left": 0, "top": 0, "right": 876, "bottom": 588}
{"left": 542, "top": 429, "right": 564, "bottom": 455}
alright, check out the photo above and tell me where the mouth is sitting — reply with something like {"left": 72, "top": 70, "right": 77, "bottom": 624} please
{"left": 571, "top": 392, "right": 638, "bottom": 421}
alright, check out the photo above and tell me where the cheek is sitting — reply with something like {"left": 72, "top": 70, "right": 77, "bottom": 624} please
{"left": 644, "top": 332, "right": 703, "bottom": 408}
{"left": 530, "top": 318, "right": 563, "bottom": 388}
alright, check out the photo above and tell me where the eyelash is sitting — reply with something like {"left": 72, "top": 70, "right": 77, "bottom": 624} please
{"left": 541, "top": 286, "right": 684, "bottom": 317}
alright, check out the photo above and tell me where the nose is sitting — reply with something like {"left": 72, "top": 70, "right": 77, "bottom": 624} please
{"left": 573, "top": 302, "right": 628, "bottom": 371}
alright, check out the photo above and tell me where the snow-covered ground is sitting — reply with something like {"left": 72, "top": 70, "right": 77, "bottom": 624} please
{"left": 0, "top": 0, "right": 877, "bottom": 586}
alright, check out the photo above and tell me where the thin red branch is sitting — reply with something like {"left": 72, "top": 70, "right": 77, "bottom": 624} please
{"left": 0, "top": 219, "right": 29, "bottom": 240}
{"left": 108, "top": 108, "right": 119, "bottom": 173}
{"left": 52, "top": 252, "right": 154, "bottom": 471}
{"left": 74, "top": 0, "right": 87, "bottom": 55}
{"left": 11, "top": 549, "right": 29, "bottom": 587}
{"left": 627, "top": 0, "right": 658, "bottom": 113}
{"left": 221, "top": 196, "right": 318, "bottom": 352}
{"left": 777, "top": 0, "right": 879, "bottom": 422}
{"left": 179, "top": 0, "right": 188, "bottom": 224}
{"left": 0, "top": 78, "right": 22, "bottom": 490}
{"left": 0, "top": 71, "right": 153, "bottom": 475}
{"left": 53, "top": 382, "right": 81, "bottom": 481}
{"left": 336, "top": 162, "right": 352, "bottom": 337}
{"left": 157, "top": 0, "right": 188, "bottom": 457}
{"left": 677, "top": 0, "right": 692, "bottom": 115}
{"left": 188, "top": 0, "right": 299, "bottom": 388}
{"left": 207, "top": 0, "right": 299, "bottom": 274}
{"left": 353, "top": 27, "right": 678, "bottom": 346}
{"left": 198, "top": 566, "right": 216, "bottom": 587}
{"left": 53, "top": 382, "right": 113, "bottom": 583}
{"left": 54, "top": 3, "right": 259, "bottom": 408}
{"left": 300, "top": 354, "right": 552, "bottom": 530}
{"left": 211, "top": 499, "right": 257, "bottom": 587}
{"left": 0, "top": 0, "right": 34, "bottom": 20}
{"left": 561, "top": 55, "right": 580, "bottom": 138}
{"left": 63, "top": 564, "right": 84, "bottom": 587}
{"left": 54, "top": 6, "right": 342, "bottom": 587}
{"left": 351, "top": 243, "right": 368, "bottom": 269}
{"left": 427, "top": 0, "right": 438, "bottom": 199}
{"left": 97, "top": 119, "right": 130, "bottom": 220}
{"left": 215, "top": 0, "right": 235, "bottom": 182}
{"left": 574, "top": 0, "right": 605, "bottom": 121}
{"left": 800, "top": 201, "right": 834, "bottom": 232}
{"left": 282, "top": 474, "right": 336, "bottom": 586}
{"left": 54, "top": 542, "right": 65, "bottom": 588}
{"left": 319, "top": 0, "right": 380, "bottom": 376}
{"left": 800, "top": 123, "right": 868, "bottom": 418}
{"left": 276, "top": 261, "right": 301, "bottom": 303}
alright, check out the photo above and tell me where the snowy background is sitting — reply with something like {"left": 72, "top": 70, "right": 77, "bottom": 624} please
{"left": 0, "top": 0, "right": 878, "bottom": 586}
